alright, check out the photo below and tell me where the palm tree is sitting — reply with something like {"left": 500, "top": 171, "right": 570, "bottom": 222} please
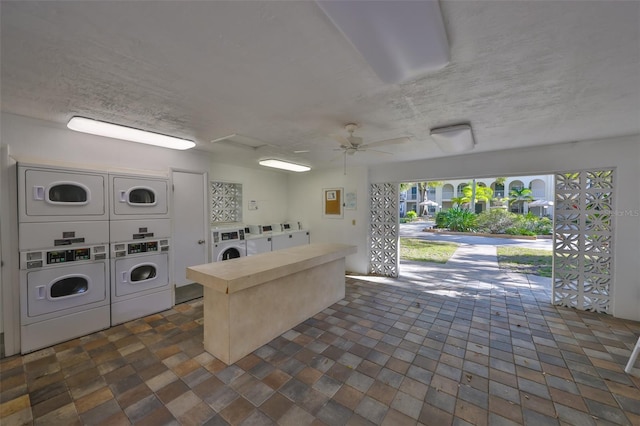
{"left": 509, "top": 187, "right": 534, "bottom": 213}
{"left": 462, "top": 182, "right": 493, "bottom": 212}
{"left": 451, "top": 196, "right": 468, "bottom": 209}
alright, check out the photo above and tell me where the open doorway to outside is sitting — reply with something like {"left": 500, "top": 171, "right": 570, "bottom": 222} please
{"left": 398, "top": 175, "right": 554, "bottom": 290}
{"left": 389, "top": 170, "right": 615, "bottom": 315}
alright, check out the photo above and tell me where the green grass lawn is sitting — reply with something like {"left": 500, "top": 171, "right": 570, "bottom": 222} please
{"left": 496, "top": 246, "right": 552, "bottom": 277}
{"left": 400, "top": 238, "right": 459, "bottom": 263}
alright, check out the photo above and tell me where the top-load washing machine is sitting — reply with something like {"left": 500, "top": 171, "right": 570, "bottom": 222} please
{"left": 211, "top": 227, "right": 246, "bottom": 262}
{"left": 271, "top": 222, "right": 310, "bottom": 251}
{"left": 244, "top": 224, "right": 276, "bottom": 256}
{"left": 109, "top": 172, "right": 170, "bottom": 220}
{"left": 18, "top": 162, "right": 109, "bottom": 223}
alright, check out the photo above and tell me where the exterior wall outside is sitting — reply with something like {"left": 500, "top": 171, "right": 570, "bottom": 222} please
{"left": 399, "top": 175, "right": 554, "bottom": 216}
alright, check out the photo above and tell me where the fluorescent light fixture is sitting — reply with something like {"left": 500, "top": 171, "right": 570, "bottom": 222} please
{"left": 430, "top": 124, "right": 475, "bottom": 153}
{"left": 67, "top": 117, "right": 195, "bottom": 150}
{"left": 259, "top": 159, "right": 311, "bottom": 172}
{"left": 315, "top": 0, "right": 449, "bottom": 84}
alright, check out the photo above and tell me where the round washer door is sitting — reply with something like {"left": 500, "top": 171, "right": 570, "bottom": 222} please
{"left": 220, "top": 247, "right": 242, "bottom": 261}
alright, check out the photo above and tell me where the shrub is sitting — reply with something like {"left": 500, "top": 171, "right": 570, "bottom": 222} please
{"left": 444, "top": 207, "right": 477, "bottom": 232}
{"left": 505, "top": 227, "right": 536, "bottom": 236}
{"left": 405, "top": 210, "right": 417, "bottom": 221}
{"left": 476, "top": 209, "right": 517, "bottom": 234}
{"left": 476, "top": 209, "right": 552, "bottom": 235}
{"left": 533, "top": 217, "right": 552, "bottom": 235}
{"left": 435, "top": 211, "right": 447, "bottom": 228}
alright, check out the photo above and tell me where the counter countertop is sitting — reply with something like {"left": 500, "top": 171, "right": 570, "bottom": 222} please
{"left": 186, "top": 243, "right": 356, "bottom": 294}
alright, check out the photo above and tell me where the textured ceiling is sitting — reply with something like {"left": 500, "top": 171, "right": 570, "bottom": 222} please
{"left": 1, "top": 1, "right": 639, "bottom": 170}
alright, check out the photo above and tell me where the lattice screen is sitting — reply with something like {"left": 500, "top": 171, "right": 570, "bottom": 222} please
{"left": 210, "top": 182, "right": 242, "bottom": 223}
{"left": 553, "top": 169, "right": 615, "bottom": 313}
{"left": 369, "top": 183, "right": 399, "bottom": 277}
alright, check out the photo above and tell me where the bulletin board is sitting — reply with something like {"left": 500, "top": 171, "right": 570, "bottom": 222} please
{"left": 323, "top": 188, "right": 343, "bottom": 218}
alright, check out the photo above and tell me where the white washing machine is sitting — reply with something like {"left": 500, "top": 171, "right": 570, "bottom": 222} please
{"left": 18, "top": 163, "right": 109, "bottom": 223}
{"left": 211, "top": 227, "right": 246, "bottom": 262}
{"left": 110, "top": 219, "right": 172, "bottom": 325}
{"left": 19, "top": 223, "right": 110, "bottom": 354}
{"left": 244, "top": 224, "right": 273, "bottom": 256}
{"left": 246, "top": 234, "right": 272, "bottom": 256}
{"left": 271, "top": 230, "right": 310, "bottom": 251}
{"left": 109, "top": 172, "right": 170, "bottom": 220}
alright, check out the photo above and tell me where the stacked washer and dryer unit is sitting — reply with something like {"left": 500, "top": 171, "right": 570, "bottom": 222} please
{"left": 109, "top": 173, "right": 171, "bottom": 325}
{"left": 17, "top": 163, "right": 172, "bottom": 353}
{"left": 18, "top": 163, "right": 111, "bottom": 353}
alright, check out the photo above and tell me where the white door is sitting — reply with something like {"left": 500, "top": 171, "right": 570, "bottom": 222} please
{"left": 172, "top": 170, "right": 208, "bottom": 287}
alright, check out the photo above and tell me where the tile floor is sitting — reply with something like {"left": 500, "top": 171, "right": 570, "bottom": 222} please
{"left": 1, "top": 273, "right": 639, "bottom": 425}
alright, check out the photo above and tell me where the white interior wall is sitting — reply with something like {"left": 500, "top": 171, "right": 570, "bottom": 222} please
{"left": 0, "top": 113, "right": 213, "bottom": 356}
{"left": 209, "top": 162, "right": 289, "bottom": 226}
{"left": 287, "top": 166, "right": 370, "bottom": 273}
{"left": 1, "top": 113, "right": 212, "bottom": 173}
{"left": 370, "top": 135, "right": 640, "bottom": 322}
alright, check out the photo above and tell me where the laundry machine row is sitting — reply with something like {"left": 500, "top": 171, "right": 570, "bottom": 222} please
{"left": 244, "top": 222, "right": 310, "bottom": 256}
{"left": 17, "top": 162, "right": 172, "bottom": 353}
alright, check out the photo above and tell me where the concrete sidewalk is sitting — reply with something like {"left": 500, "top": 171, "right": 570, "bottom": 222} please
{"left": 353, "top": 241, "right": 553, "bottom": 304}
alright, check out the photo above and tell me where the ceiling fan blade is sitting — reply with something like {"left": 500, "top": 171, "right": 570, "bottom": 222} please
{"left": 364, "top": 148, "right": 394, "bottom": 155}
{"left": 361, "top": 136, "right": 410, "bottom": 148}
{"left": 329, "top": 134, "right": 351, "bottom": 147}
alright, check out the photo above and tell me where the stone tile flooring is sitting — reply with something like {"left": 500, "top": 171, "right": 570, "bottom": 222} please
{"left": 1, "top": 274, "right": 639, "bottom": 425}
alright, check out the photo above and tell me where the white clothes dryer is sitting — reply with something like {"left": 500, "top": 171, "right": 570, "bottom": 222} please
{"left": 19, "top": 238, "right": 110, "bottom": 354}
{"left": 109, "top": 172, "right": 170, "bottom": 220}
{"left": 18, "top": 163, "right": 109, "bottom": 223}
{"left": 211, "top": 227, "right": 246, "bottom": 262}
{"left": 110, "top": 238, "right": 171, "bottom": 325}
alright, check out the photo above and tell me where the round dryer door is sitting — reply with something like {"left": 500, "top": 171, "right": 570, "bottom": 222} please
{"left": 221, "top": 247, "right": 241, "bottom": 261}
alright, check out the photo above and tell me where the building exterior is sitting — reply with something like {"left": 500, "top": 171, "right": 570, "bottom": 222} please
{"left": 400, "top": 175, "right": 555, "bottom": 217}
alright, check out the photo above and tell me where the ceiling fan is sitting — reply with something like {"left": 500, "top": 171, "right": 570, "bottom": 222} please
{"left": 330, "top": 123, "right": 410, "bottom": 174}
{"left": 331, "top": 123, "right": 410, "bottom": 156}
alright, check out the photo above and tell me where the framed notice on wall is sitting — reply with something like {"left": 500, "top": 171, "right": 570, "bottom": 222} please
{"left": 323, "top": 188, "right": 343, "bottom": 218}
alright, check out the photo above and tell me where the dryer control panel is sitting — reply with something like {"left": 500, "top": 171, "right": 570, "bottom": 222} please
{"left": 112, "top": 239, "right": 170, "bottom": 258}
{"left": 20, "top": 245, "right": 108, "bottom": 270}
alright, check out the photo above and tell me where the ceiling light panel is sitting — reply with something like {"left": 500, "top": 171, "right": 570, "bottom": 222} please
{"left": 430, "top": 124, "right": 475, "bottom": 153}
{"left": 316, "top": 0, "right": 449, "bottom": 84}
{"left": 259, "top": 159, "right": 311, "bottom": 172}
{"left": 67, "top": 117, "right": 195, "bottom": 150}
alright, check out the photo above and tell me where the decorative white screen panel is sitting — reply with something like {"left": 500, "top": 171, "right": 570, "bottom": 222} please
{"left": 369, "top": 183, "right": 399, "bottom": 277}
{"left": 553, "top": 170, "right": 614, "bottom": 313}
{"left": 210, "top": 182, "right": 242, "bottom": 223}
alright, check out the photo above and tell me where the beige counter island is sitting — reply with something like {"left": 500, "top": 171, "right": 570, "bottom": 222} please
{"left": 186, "top": 243, "right": 357, "bottom": 365}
